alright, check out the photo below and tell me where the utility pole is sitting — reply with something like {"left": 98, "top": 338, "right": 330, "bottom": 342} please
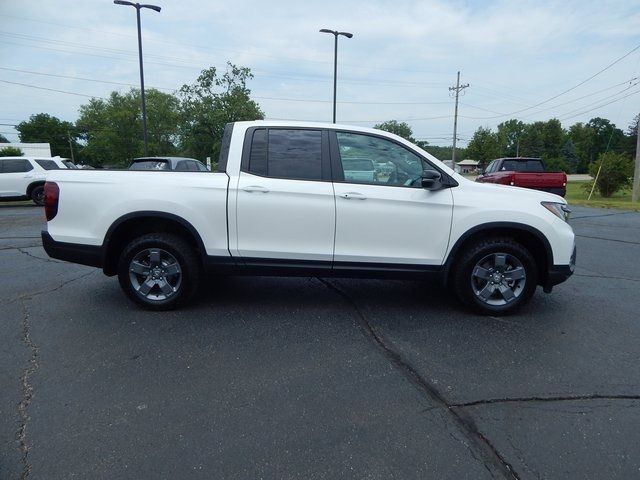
{"left": 633, "top": 116, "right": 640, "bottom": 202}
{"left": 67, "top": 132, "right": 75, "bottom": 163}
{"left": 449, "top": 71, "right": 469, "bottom": 164}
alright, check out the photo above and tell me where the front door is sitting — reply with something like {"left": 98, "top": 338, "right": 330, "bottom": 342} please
{"left": 331, "top": 131, "right": 454, "bottom": 266}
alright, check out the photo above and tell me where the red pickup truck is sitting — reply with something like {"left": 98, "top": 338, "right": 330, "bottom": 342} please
{"left": 475, "top": 157, "right": 567, "bottom": 197}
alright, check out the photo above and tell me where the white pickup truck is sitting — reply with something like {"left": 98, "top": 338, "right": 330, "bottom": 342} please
{"left": 42, "top": 121, "right": 575, "bottom": 314}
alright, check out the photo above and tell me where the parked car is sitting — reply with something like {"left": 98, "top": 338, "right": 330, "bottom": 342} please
{"left": 129, "top": 157, "right": 209, "bottom": 172}
{"left": 476, "top": 157, "right": 567, "bottom": 197}
{"left": 0, "top": 156, "right": 68, "bottom": 205}
{"left": 53, "top": 157, "right": 78, "bottom": 169}
{"left": 341, "top": 157, "right": 377, "bottom": 183}
{"left": 42, "top": 121, "right": 575, "bottom": 314}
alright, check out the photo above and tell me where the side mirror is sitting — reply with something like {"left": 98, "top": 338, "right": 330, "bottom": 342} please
{"left": 477, "top": 168, "right": 484, "bottom": 175}
{"left": 421, "top": 170, "right": 442, "bottom": 190}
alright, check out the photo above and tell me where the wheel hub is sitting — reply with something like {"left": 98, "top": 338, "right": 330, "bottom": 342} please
{"left": 471, "top": 252, "right": 526, "bottom": 306}
{"left": 128, "top": 248, "right": 182, "bottom": 301}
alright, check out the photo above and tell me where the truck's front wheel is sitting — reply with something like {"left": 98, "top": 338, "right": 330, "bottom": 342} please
{"left": 453, "top": 237, "right": 538, "bottom": 315}
{"left": 117, "top": 233, "right": 201, "bottom": 310}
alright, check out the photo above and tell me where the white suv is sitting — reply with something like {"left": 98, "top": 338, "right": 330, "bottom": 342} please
{"left": 0, "top": 157, "right": 68, "bottom": 205}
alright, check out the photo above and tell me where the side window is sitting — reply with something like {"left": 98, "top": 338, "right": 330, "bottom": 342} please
{"left": 174, "top": 161, "right": 189, "bottom": 171}
{"left": 485, "top": 160, "right": 496, "bottom": 173}
{"left": 1, "top": 159, "right": 33, "bottom": 173}
{"left": 248, "top": 129, "right": 323, "bottom": 181}
{"left": 35, "top": 160, "right": 60, "bottom": 170}
{"left": 196, "top": 161, "right": 209, "bottom": 172}
{"left": 336, "top": 132, "right": 431, "bottom": 187}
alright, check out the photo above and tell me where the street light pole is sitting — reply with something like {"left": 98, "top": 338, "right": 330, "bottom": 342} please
{"left": 319, "top": 29, "right": 353, "bottom": 123}
{"left": 114, "top": 1, "right": 161, "bottom": 156}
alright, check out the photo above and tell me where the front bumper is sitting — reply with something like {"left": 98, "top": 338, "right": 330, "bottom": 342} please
{"left": 41, "top": 230, "right": 104, "bottom": 268}
{"left": 543, "top": 245, "right": 576, "bottom": 292}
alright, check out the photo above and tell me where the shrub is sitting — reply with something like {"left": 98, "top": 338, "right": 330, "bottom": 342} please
{"left": 0, "top": 146, "right": 23, "bottom": 157}
{"left": 588, "top": 152, "right": 633, "bottom": 197}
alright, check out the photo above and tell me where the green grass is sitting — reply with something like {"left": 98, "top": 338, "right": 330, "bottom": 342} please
{"left": 565, "top": 181, "right": 640, "bottom": 212}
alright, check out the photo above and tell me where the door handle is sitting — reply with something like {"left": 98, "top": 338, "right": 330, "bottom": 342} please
{"left": 243, "top": 186, "right": 269, "bottom": 193}
{"left": 339, "top": 192, "right": 367, "bottom": 200}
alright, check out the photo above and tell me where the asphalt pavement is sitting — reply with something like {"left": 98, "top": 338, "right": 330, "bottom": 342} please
{"left": 1, "top": 203, "right": 639, "bottom": 479}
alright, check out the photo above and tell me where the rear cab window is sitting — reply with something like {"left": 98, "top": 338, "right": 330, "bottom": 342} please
{"left": 244, "top": 128, "right": 328, "bottom": 181}
{"left": 502, "top": 159, "right": 544, "bottom": 172}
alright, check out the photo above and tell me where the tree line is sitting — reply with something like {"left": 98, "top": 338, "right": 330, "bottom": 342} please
{"left": 0, "top": 62, "right": 264, "bottom": 167}
{"left": 464, "top": 117, "right": 637, "bottom": 174}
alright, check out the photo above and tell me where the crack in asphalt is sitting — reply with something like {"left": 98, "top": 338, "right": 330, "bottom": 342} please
{"left": 570, "top": 211, "right": 637, "bottom": 220}
{"left": 316, "top": 278, "right": 519, "bottom": 480}
{"left": 17, "top": 298, "right": 38, "bottom": 480}
{"left": 1, "top": 270, "right": 97, "bottom": 307}
{"left": 451, "top": 394, "right": 640, "bottom": 409}
{"left": 0, "top": 244, "right": 42, "bottom": 251}
{"left": 0, "top": 236, "right": 41, "bottom": 239}
{"left": 575, "top": 273, "right": 640, "bottom": 283}
{"left": 17, "top": 247, "right": 65, "bottom": 264}
{"left": 575, "top": 234, "right": 640, "bottom": 246}
{"left": 27, "top": 270, "right": 97, "bottom": 299}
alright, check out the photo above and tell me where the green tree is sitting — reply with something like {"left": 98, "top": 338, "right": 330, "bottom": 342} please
{"left": 0, "top": 133, "right": 9, "bottom": 143}
{"left": 567, "top": 122, "right": 594, "bottom": 173}
{"left": 466, "top": 127, "right": 500, "bottom": 167}
{"left": 0, "top": 146, "right": 23, "bottom": 156}
{"left": 543, "top": 157, "right": 569, "bottom": 173}
{"left": 496, "top": 119, "right": 526, "bottom": 157}
{"left": 541, "top": 119, "right": 564, "bottom": 159}
{"left": 178, "top": 63, "right": 264, "bottom": 162}
{"left": 422, "top": 145, "right": 465, "bottom": 161}
{"left": 77, "top": 88, "right": 180, "bottom": 167}
{"left": 373, "top": 120, "right": 417, "bottom": 142}
{"left": 16, "top": 113, "right": 78, "bottom": 157}
{"left": 588, "top": 117, "right": 624, "bottom": 159}
{"left": 561, "top": 139, "right": 579, "bottom": 173}
{"left": 622, "top": 113, "right": 639, "bottom": 159}
{"left": 588, "top": 151, "right": 633, "bottom": 197}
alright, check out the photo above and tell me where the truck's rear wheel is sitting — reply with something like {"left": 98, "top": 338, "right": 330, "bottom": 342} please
{"left": 453, "top": 237, "right": 538, "bottom": 315}
{"left": 117, "top": 233, "right": 201, "bottom": 310}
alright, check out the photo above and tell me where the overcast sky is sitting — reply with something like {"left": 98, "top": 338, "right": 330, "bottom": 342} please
{"left": 1, "top": 0, "right": 639, "bottom": 146}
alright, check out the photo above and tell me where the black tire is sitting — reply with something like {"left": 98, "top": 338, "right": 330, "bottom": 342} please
{"left": 452, "top": 237, "right": 538, "bottom": 315}
{"left": 31, "top": 185, "right": 45, "bottom": 206}
{"left": 117, "top": 233, "right": 201, "bottom": 310}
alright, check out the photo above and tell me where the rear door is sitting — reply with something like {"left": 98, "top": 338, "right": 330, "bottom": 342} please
{"left": 0, "top": 158, "right": 34, "bottom": 197}
{"left": 331, "top": 131, "right": 454, "bottom": 266}
{"left": 235, "top": 127, "right": 336, "bottom": 262}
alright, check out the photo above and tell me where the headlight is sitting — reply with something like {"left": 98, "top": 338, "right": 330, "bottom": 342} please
{"left": 541, "top": 201, "right": 571, "bottom": 222}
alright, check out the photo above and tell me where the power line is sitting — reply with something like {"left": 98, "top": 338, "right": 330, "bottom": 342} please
{"left": 0, "top": 66, "right": 175, "bottom": 91}
{"left": 559, "top": 88, "right": 640, "bottom": 121}
{"left": 1, "top": 65, "right": 454, "bottom": 106}
{"left": 0, "top": 79, "right": 105, "bottom": 99}
{"left": 461, "top": 43, "right": 640, "bottom": 121}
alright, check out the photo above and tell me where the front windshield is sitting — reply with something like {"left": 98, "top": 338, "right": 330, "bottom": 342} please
{"left": 129, "top": 160, "right": 170, "bottom": 171}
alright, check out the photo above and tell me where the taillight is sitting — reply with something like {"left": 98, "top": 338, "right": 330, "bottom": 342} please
{"left": 498, "top": 174, "right": 514, "bottom": 186}
{"left": 44, "top": 181, "right": 59, "bottom": 221}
